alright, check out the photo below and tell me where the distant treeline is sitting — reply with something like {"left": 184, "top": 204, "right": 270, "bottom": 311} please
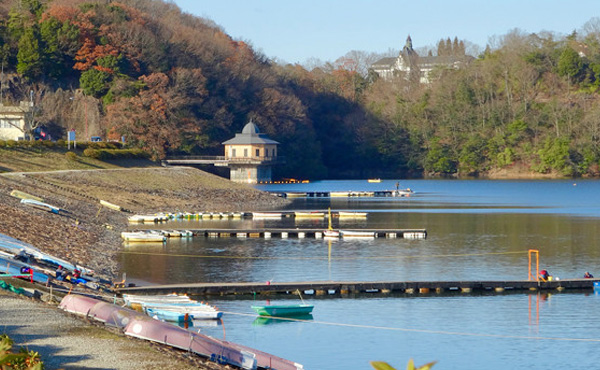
{"left": 2, "top": 0, "right": 600, "bottom": 178}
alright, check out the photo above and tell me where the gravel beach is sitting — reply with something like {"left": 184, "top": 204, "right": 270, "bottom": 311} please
{"left": 0, "top": 166, "right": 291, "bottom": 369}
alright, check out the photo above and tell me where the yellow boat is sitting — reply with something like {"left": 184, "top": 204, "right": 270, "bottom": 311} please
{"left": 367, "top": 179, "right": 381, "bottom": 183}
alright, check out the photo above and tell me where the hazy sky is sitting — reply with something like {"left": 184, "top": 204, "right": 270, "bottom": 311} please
{"left": 173, "top": 0, "right": 599, "bottom": 64}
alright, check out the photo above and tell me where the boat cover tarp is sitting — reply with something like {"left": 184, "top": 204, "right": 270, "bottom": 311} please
{"left": 87, "top": 301, "right": 146, "bottom": 328}
{"left": 58, "top": 294, "right": 102, "bottom": 316}
{"left": 224, "top": 340, "right": 304, "bottom": 370}
{"left": 123, "top": 317, "right": 257, "bottom": 370}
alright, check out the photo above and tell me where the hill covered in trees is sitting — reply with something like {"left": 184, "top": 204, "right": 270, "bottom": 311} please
{"left": 2, "top": 0, "right": 600, "bottom": 179}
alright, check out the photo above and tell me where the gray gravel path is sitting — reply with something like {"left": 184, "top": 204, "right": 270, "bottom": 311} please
{"left": 0, "top": 292, "right": 202, "bottom": 370}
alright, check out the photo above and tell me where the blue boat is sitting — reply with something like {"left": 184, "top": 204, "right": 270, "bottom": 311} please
{"left": 145, "top": 307, "right": 193, "bottom": 322}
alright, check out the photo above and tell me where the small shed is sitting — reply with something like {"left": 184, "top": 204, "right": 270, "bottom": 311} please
{"left": 0, "top": 102, "right": 32, "bottom": 141}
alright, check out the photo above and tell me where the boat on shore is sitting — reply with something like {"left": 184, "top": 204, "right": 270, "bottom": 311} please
{"left": 252, "top": 304, "right": 314, "bottom": 317}
{"left": 367, "top": 178, "right": 381, "bottom": 183}
{"left": 123, "top": 317, "right": 257, "bottom": 369}
{"left": 339, "top": 230, "right": 376, "bottom": 239}
{"left": 20, "top": 199, "right": 61, "bottom": 214}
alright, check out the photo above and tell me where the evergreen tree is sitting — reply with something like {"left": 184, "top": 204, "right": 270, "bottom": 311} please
{"left": 17, "top": 27, "right": 42, "bottom": 79}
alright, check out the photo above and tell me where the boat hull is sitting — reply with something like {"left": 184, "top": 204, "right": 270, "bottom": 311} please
{"left": 252, "top": 304, "right": 314, "bottom": 317}
{"left": 339, "top": 230, "right": 375, "bottom": 238}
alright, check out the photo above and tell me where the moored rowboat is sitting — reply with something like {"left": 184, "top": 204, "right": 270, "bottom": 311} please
{"left": 252, "top": 212, "right": 283, "bottom": 219}
{"left": 251, "top": 304, "right": 314, "bottom": 317}
{"left": 121, "top": 231, "right": 166, "bottom": 242}
{"left": 339, "top": 230, "right": 375, "bottom": 239}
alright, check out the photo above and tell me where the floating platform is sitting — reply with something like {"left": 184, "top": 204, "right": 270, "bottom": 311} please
{"left": 273, "top": 189, "right": 413, "bottom": 198}
{"left": 117, "top": 278, "right": 600, "bottom": 297}
{"left": 150, "top": 228, "right": 426, "bottom": 239}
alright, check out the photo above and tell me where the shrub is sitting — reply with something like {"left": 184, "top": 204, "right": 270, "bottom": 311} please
{"left": 65, "top": 151, "right": 78, "bottom": 161}
{"left": 5, "top": 140, "right": 18, "bottom": 148}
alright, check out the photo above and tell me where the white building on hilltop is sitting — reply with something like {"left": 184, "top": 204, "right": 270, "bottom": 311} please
{"left": 371, "top": 35, "right": 474, "bottom": 84}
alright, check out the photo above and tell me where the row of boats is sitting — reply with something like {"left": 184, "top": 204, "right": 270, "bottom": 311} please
{"left": 129, "top": 210, "right": 369, "bottom": 223}
{"left": 123, "top": 293, "right": 223, "bottom": 321}
{"left": 252, "top": 210, "right": 367, "bottom": 219}
{"left": 128, "top": 212, "right": 245, "bottom": 223}
{"left": 59, "top": 294, "right": 304, "bottom": 370}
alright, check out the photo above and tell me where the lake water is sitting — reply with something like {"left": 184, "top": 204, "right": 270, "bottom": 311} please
{"left": 120, "top": 179, "right": 600, "bottom": 370}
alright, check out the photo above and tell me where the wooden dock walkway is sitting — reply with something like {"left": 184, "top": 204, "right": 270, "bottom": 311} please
{"left": 116, "top": 278, "right": 600, "bottom": 297}
{"left": 162, "top": 228, "right": 427, "bottom": 239}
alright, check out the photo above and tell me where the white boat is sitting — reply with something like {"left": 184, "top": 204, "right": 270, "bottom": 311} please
{"left": 252, "top": 212, "right": 283, "bottom": 219}
{"left": 294, "top": 211, "right": 325, "bottom": 218}
{"left": 121, "top": 231, "right": 166, "bottom": 242}
{"left": 123, "top": 293, "right": 194, "bottom": 304}
{"left": 339, "top": 230, "right": 376, "bottom": 239}
{"left": 20, "top": 199, "right": 61, "bottom": 214}
{"left": 143, "top": 303, "right": 222, "bottom": 320}
{"left": 337, "top": 211, "right": 368, "bottom": 218}
{"left": 330, "top": 191, "right": 350, "bottom": 197}
{"left": 323, "top": 229, "right": 340, "bottom": 238}
{"left": 393, "top": 188, "right": 414, "bottom": 197}
{"left": 323, "top": 208, "right": 340, "bottom": 238}
{"left": 128, "top": 215, "right": 159, "bottom": 223}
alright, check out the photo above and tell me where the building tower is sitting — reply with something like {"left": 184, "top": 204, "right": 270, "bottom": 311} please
{"left": 221, "top": 120, "right": 281, "bottom": 183}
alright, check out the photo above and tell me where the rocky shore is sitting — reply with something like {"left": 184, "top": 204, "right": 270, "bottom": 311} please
{"left": 0, "top": 166, "right": 290, "bottom": 369}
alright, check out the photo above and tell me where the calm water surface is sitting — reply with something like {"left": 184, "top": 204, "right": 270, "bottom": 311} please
{"left": 120, "top": 180, "right": 600, "bottom": 369}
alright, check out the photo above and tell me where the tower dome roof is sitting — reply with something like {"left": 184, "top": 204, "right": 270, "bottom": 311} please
{"left": 242, "top": 120, "right": 260, "bottom": 134}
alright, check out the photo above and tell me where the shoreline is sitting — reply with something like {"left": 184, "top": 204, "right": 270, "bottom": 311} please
{"left": 0, "top": 166, "right": 290, "bottom": 370}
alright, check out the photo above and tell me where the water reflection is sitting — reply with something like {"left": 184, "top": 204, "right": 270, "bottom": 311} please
{"left": 252, "top": 314, "right": 314, "bottom": 326}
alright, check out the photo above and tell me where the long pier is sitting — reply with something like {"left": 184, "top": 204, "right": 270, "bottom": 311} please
{"left": 164, "top": 228, "right": 427, "bottom": 239}
{"left": 116, "top": 279, "right": 599, "bottom": 297}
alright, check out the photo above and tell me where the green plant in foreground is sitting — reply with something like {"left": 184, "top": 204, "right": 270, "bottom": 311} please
{"left": 0, "top": 335, "right": 44, "bottom": 370}
{"left": 370, "top": 358, "right": 436, "bottom": 370}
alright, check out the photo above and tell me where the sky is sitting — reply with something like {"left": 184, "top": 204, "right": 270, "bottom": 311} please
{"left": 173, "top": 0, "right": 600, "bottom": 64}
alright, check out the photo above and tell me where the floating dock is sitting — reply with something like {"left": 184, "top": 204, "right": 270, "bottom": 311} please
{"left": 142, "top": 228, "right": 427, "bottom": 239}
{"left": 273, "top": 190, "right": 413, "bottom": 198}
{"left": 117, "top": 278, "right": 600, "bottom": 297}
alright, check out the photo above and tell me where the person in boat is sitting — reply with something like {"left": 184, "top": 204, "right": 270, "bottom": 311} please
{"left": 584, "top": 271, "right": 594, "bottom": 279}
{"left": 539, "top": 269, "right": 550, "bottom": 281}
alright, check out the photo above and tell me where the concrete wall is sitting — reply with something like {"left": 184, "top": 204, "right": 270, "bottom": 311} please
{"left": 229, "top": 165, "right": 272, "bottom": 184}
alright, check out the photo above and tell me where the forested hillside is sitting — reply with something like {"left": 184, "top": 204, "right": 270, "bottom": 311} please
{"left": 2, "top": 0, "right": 600, "bottom": 178}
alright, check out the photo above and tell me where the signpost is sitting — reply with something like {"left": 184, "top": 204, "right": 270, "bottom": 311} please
{"left": 68, "top": 129, "right": 76, "bottom": 149}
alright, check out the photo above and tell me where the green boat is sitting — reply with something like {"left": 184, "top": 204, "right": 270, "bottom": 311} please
{"left": 251, "top": 304, "right": 314, "bottom": 317}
